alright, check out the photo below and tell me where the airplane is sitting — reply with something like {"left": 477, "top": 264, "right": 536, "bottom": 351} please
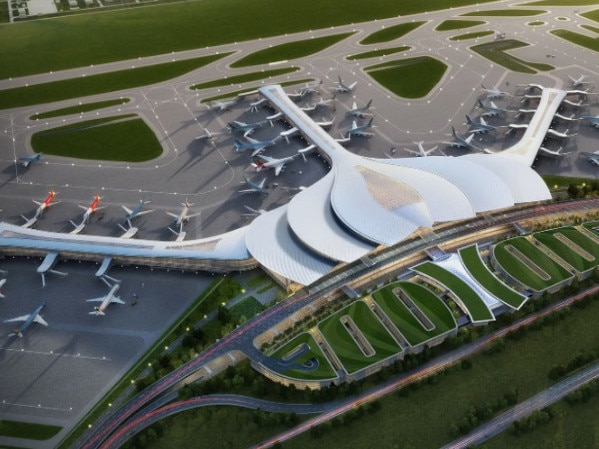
{"left": 21, "top": 190, "right": 60, "bottom": 228}
{"left": 477, "top": 100, "right": 510, "bottom": 117}
{"left": 70, "top": 194, "right": 104, "bottom": 234}
{"left": 446, "top": 127, "right": 483, "bottom": 152}
{"left": 569, "top": 74, "right": 590, "bottom": 88}
{"left": 465, "top": 115, "right": 497, "bottom": 134}
{"left": 206, "top": 98, "right": 238, "bottom": 112}
{"left": 238, "top": 176, "right": 269, "bottom": 195}
{"left": 233, "top": 135, "right": 281, "bottom": 157}
{"left": 227, "top": 120, "right": 267, "bottom": 137}
{"left": 547, "top": 128, "right": 577, "bottom": 139}
{"left": 347, "top": 118, "right": 376, "bottom": 137}
{"left": 4, "top": 301, "right": 47, "bottom": 338}
{"left": 313, "top": 96, "right": 336, "bottom": 109}
{"left": 121, "top": 199, "right": 154, "bottom": 228}
{"left": 286, "top": 82, "right": 321, "bottom": 100}
{"left": 347, "top": 99, "right": 373, "bottom": 118}
{"left": 166, "top": 198, "right": 201, "bottom": 227}
{"left": 251, "top": 153, "right": 300, "bottom": 176}
{"left": 0, "top": 278, "right": 6, "bottom": 298}
{"left": 580, "top": 115, "right": 599, "bottom": 128}
{"left": 539, "top": 146, "right": 571, "bottom": 158}
{"left": 402, "top": 141, "right": 443, "bottom": 157}
{"left": 280, "top": 127, "right": 300, "bottom": 144}
{"left": 300, "top": 103, "right": 317, "bottom": 113}
{"left": 331, "top": 75, "right": 357, "bottom": 93}
{"left": 480, "top": 83, "right": 511, "bottom": 99}
{"left": 18, "top": 153, "right": 43, "bottom": 168}
{"left": 581, "top": 151, "right": 599, "bottom": 166}
{"left": 167, "top": 222, "right": 187, "bottom": 242}
{"left": 87, "top": 282, "right": 125, "bottom": 316}
{"left": 195, "top": 128, "right": 222, "bottom": 143}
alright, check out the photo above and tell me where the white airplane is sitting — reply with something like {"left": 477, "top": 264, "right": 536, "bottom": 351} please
{"left": 581, "top": 151, "right": 599, "bottom": 166}
{"left": 227, "top": 119, "right": 267, "bottom": 137}
{"left": 233, "top": 135, "right": 281, "bottom": 157}
{"left": 446, "top": 127, "right": 483, "bottom": 152}
{"left": 70, "top": 194, "right": 104, "bottom": 234}
{"left": 287, "top": 82, "right": 321, "bottom": 100}
{"left": 238, "top": 176, "right": 269, "bottom": 195}
{"left": 121, "top": 199, "right": 153, "bottom": 230}
{"left": 477, "top": 100, "right": 510, "bottom": 117}
{"left": 347, "top": 118, "right": 376, "bottom": 137}
{"left": 313, "top": 96, "right": 336, "bottom": 109}
{"left": 206, "top": 98, "right": 238, "bottom": 112}
{"left": 480, "top": 83, "right": 511, "bottom": 99}
{"left": 18, "top": 153, "right": 43, "bottom": 168}
{"left": 280, "top": 127, "right": 300, "bottom": 144}
{"left": 251, "top": 153, "right": 300, "bottom": 176}
{"left": 569, "top": 74, "right": 590, "bottom": 88}
{"left": 195, "top": 128, "right": 222, "bottom": 143}
{"left": 88, "top": 283, "right": 125, "bottom": 316}
{"left": 347, "top": 99, "right": 373, "bottom": 118}
{"left": 402, "top": 141, "right": 443, "bottom": 157}
{"left": 300, "top": 103, "right": 317, "bottom": 113}
{"left": 581, "top": 115, "right": 599, "bottom": 128}
{"left": 4, "top": 301, "right": 47, "bottom": 338}
{"left": 332, "top": 75, "right": 357, "bottom": 93}
{"left": 166, "top": 199, "right": 201, "bottom": 227}
{"left": 0, "top": 278, "right": 6, "bottom": 298}
{"left": 21, "top": 189, "right": 60, "bottom": 229}
{"left": 465, "top": 115, "right": 497, "bottom": 134}
{"left": 539, "top": 146, "right": 571, "bottom": 158}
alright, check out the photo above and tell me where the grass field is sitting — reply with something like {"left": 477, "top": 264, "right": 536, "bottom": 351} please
{"left": 347, "top": 46, "right": 410, "bottom": 60}
{"left": 533, "top": 227, "right": 599, "bottom": 273}
{"left": 31, "top": 115, "right": 163, "bottom": 162}
{"left": 270, "top": 333, "right": 337, "bottom": 381}
{"left": 462, "top": 9, "right": 546, "bottom": 16}
{"left": 372, "top": 282, "right": 455, "bottom": 346}
{"left": 30, "top": 99, "right": 130, "bottom": 120}
{"left": 0, "top": 420, "right": 61, "bottom": 440}
{"left": 318, "top": 301, "right": 401, "bottom": 374}
{"left": 231, "top": 33, "right": 353, "bottom": 68}
{"left": 0, "top": 0, "right": 497, "bottom": 79}
{"left": 412, "top": 262, "right": 494, "bottom": 322}
{"left": 470, "top": 39, "right": 553, "bottom": 74}
{"left": 493, "top": 237, "right": 573, "bottom": 291}
{"left": 459, "top": 245, "right": 528, "bottom": 309}
{"left": 0, "top": 54, "right": 225, "bottom": 110}
{"left": 434, "top": 19, "right": 485, "bottom": 31}
{"left": 551, "top": 29, "right": 599, "bottom": 52}
{"left": 365, "top": 56, "right": 447, "bottom": 98}
{"left": 229, "top": 296, "right": 265, "bottom": 321}
{"left": 191, "top": 67, "right": 298, "bottom": 90}
{"left": 359, "top": 21, "right": 426, "bottom": 45}
{"left": 450, "top": 30, "right": 495, "bottom": 41}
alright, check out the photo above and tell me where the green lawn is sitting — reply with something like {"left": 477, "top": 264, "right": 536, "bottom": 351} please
{"left": 31, "top": 115, "right": 162, "bottom": 162}
{"left": 470, "top": 39, "right": 553, "bottom": 73}
{"left": 450, "top": 30, "right": 495, "bottom": 41}
{"left": 347, "top": 46, "right": 410, "bottom": 60}
{"left": 30, "top": 99, "right": 130, "bottom": 120}
{"left": 551, "top": 29, "right": 599, "bottom": 52}
{"left": 462, "top": 9, "right": 546, "bottom": 16}
{"left": 0, "top": 54, "right": 225, "bottom": 110}
{"left": 200, "top": 78, "right": 315, "bottom": 103}
{"left": 365, "top": 56, "right": 447, "bottom": 98}
{"left": 231, "top": 33, "right": 353, "bottom": 67}
{"left": 372, "top": 282, "right": 455, "bottom": 346}
{"left": 0, "top": 420, "right": 61, "bottom": 440}
{"left": 359, "top": 21, "right": 426, "bottom": 45}
{"left": 435, "top": 19, "right": 485, "bottom": 31}
{"left": 319, "top": 301, "right": 401, "bottom": 373}
{"left": 270, "top": 333, "right": 337, "bottom": 381}
{"left": 493, "top": 237, "right": 573, "bottom": 291}
{"left": 533, "top": 227, "right": 599, "bottom": 273}
{"left": 527, "top": 0, "right": 599, "bottom": 5}
{"left": 412, "top": 262, "right": 494, "bottom": 323}
{"left": 229, "top": 296, "right": 265, "bottom": 321}
{"left": 191, "top": 67, "right": 298, "bottom": 89}
{"left": 459, "top": 244, "right": 528, "bottom": 309}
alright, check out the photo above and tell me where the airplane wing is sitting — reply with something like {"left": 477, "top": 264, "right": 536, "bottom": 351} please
{"left": 166, "top": 212, "right": 179, "bottom": 219}
{"left": 402, "top": 148, "right": 420, "bottom": 156}
{"left": 274, "top": 163, "right": 285, "bottom": 177}
{"left": 34, "top": 315, "right": 49, "bottom": 326}
{"left": 4, "top": 314, "right": 29, "bottom": 323}
{"left": 122, "top": 205, "right": 133, "bottom": 215}
{"left": 111, "top": 295, "right": 126, "bottom": 305}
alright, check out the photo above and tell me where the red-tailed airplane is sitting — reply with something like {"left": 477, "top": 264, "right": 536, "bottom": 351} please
{"left": 70, "top": 194, "right": 104, "bottom": 234}
{"left": 21, "top": 190, "right": 60, "bottom": 228}
{"left": 0, "top": 278, "right": 6, "bottom": 299}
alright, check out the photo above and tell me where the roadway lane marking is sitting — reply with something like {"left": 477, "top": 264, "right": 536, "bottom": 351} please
{"left": 1, "top": 400, "right": 73, "bottom": 412}
{"left": 0, "top": 347, "right": 111, "bottom": 361}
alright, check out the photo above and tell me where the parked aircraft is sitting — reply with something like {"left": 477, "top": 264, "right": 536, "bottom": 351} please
{"left": 70, "top": 194, "right": 104, "bottom": 234}
{"left": 227, "top": 119, "right": 267, "bottom": 137}
{"left": 18, "top": 153, "right": 43, "bottom": 168}
{"left": 195, "top": 128, "right": 222, "bottom": 143}
{"left": 446, "top": 127, "right": 482, "bottom": 152}
{"left": 239, "top": 176, "right": 269, "bottom": 195}
{"left": 0, "top": 278, "right": 6, "bottom": 298}
{"left": 4, "top": 301, "right": 47, "bottom": 338}
{"left": 347, "top": 118, "right": 376, "bottom": 137}
{"left": 477, "top": 100, "right": 509, "bottom": 117}
{"left": 465, "top": 115, "right": 497, "bottom": 133}
{"left": 88, "top": 282, "right": 125, "bottom": 316}
{"left": 581, "top": 115, "right": 599, "bottom": 128}
{"left": 300, "top": 103, "right": 317, "bottom": 113}
{"left": 332, "top": 75, "right": 357, "bottom": 93}
{"left": 313, "top": 96, "right": 336, "bottom": 109}
{"left": 287, "top": 82, "right": 321, "bottom": 100}
{"left": 569, "top": 74, "right": 590, "bottom": 88}
{"left": 121, "top": 199, "right": 153, "bottom": 228}
{"left": 206, "top": 99, "right": 238, "bottom": 112}
{"left": 166, "top": 199, "right": 201, "bottom": 227}
{"left": 347, "top": 99, "right": 373, "bottom": 118}
{"left": 539, "top": 146, "right": 571, "bottom": 158}
{"left": 402, "top": 141, "right": 443, "bottom": 157}
{"left": 168, "top": 222, "right": 187, "bottom": 242}
{"left": 481, "top": 83, "right": 511, "bottom": 99}
{"left": 233, "top": 135, "right": 281, "bottom": 157}
{"left": 21, "top": 190, "right": 60, "bottom": 228}
{"left": 581, "top": 151, "right": 599, "bottom": 166}
{"left": 251, "top": 153, "right": 299, "bottom": 176}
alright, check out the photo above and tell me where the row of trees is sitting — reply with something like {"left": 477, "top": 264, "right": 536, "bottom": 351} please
{"left": 511, "top": 407, "right": 554, "bottom": 435}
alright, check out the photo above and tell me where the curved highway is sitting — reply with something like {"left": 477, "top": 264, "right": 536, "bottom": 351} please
{"left": 74, "top": 197, "right": 599, "bottom": 449}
